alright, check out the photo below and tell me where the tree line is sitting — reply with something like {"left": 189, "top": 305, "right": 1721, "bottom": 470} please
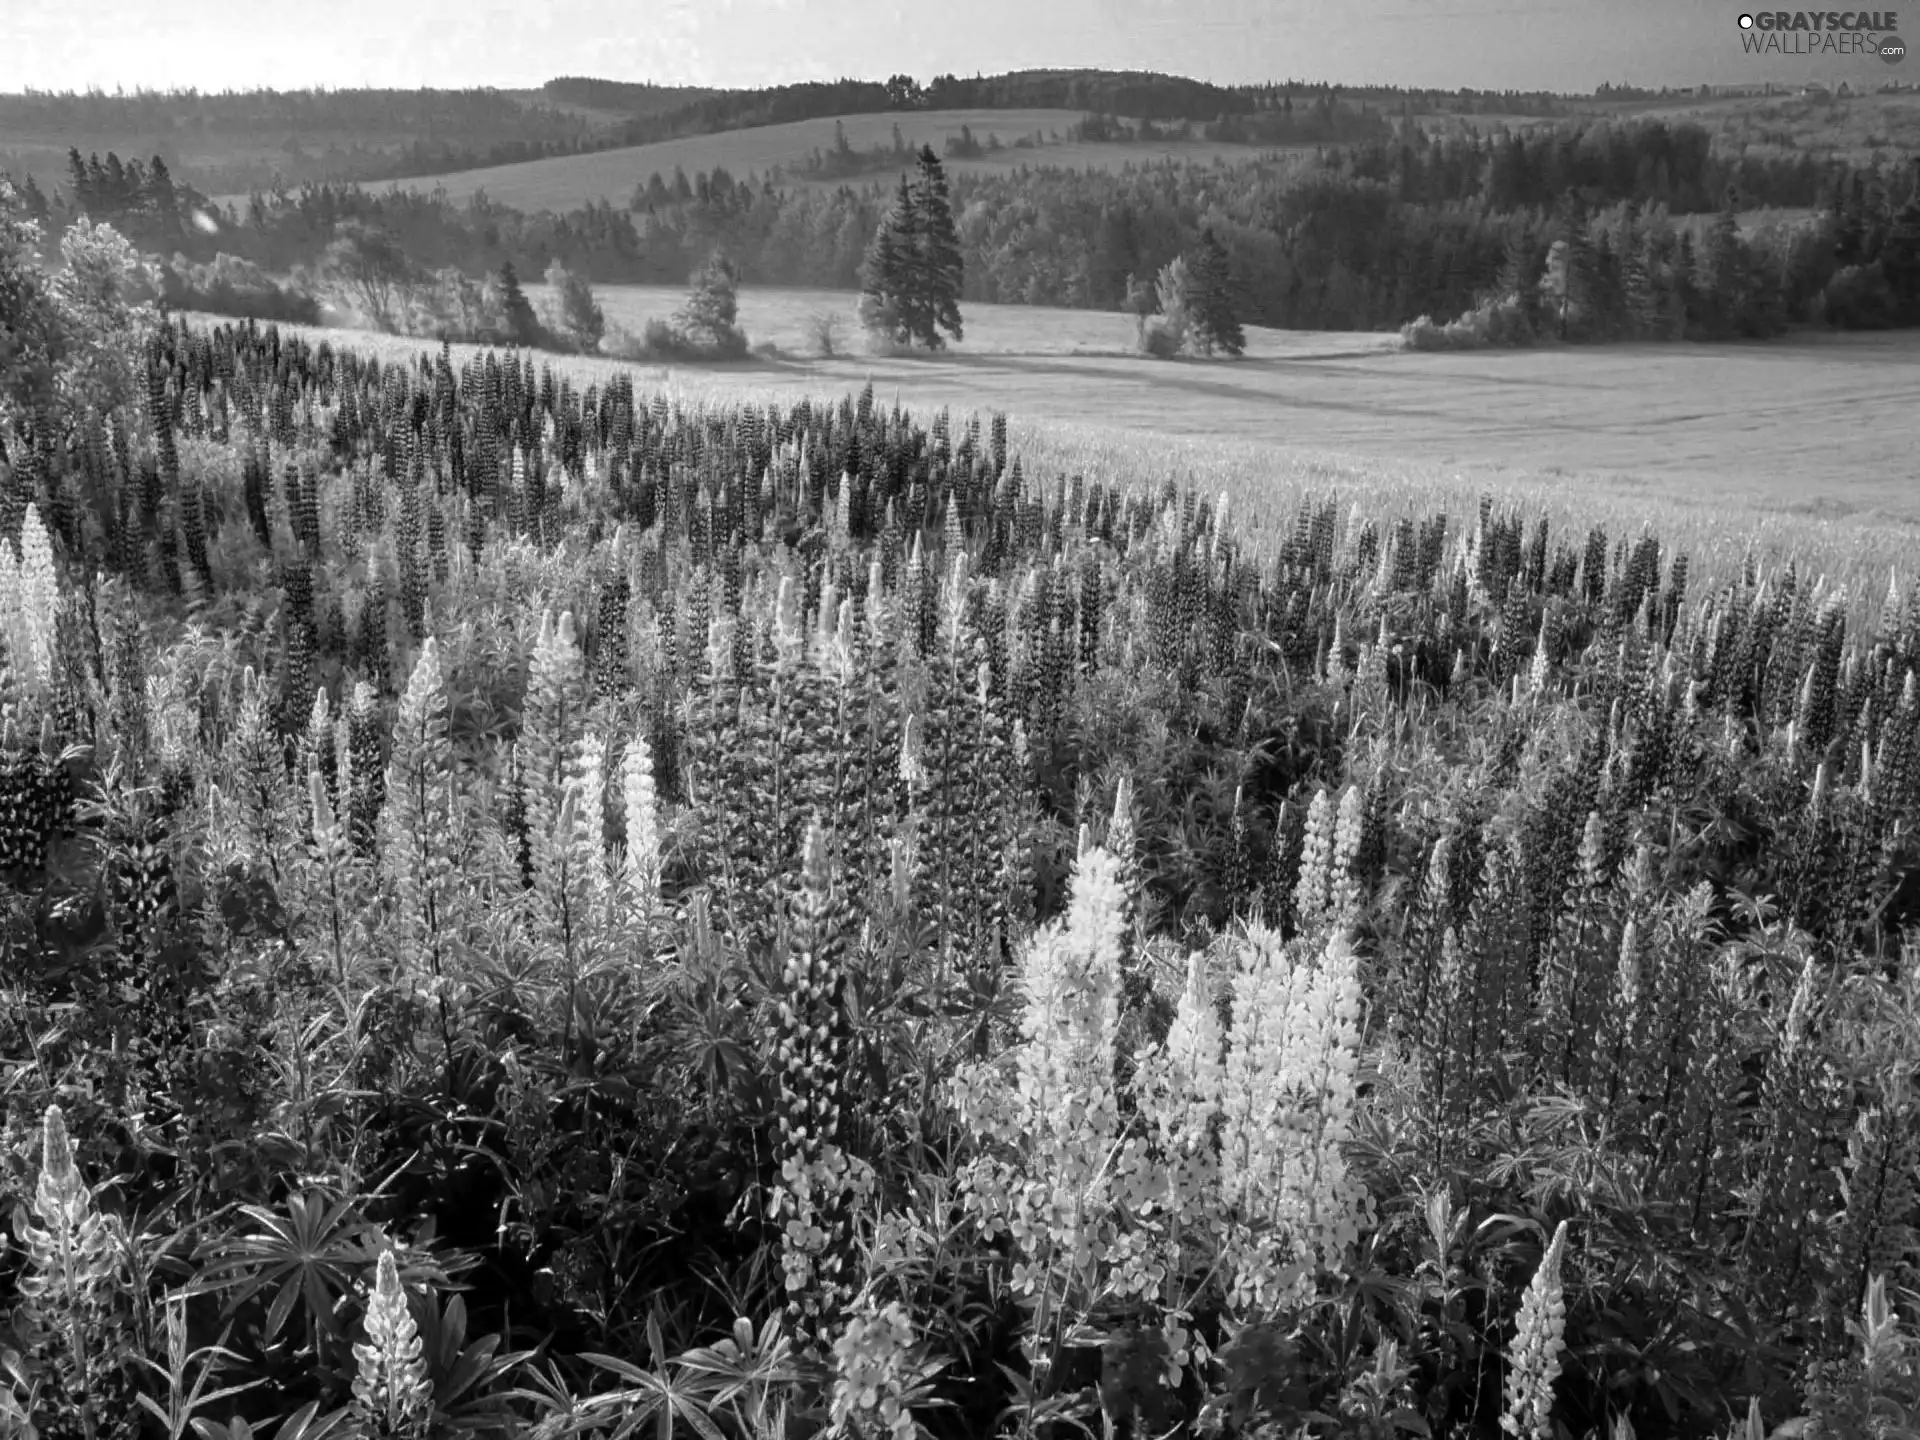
{"left": 32, "top": 113, "right": 1920, "bottom": 341}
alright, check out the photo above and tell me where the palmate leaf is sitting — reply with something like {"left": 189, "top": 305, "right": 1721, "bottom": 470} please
{"left": 668, "top": 1313, "right": 803, "bottom": 1424}
{"left": 577, "top": 1309, "right": 730, "bottom": 1440}
{"left": 189, "top": 1189, "right": 382, "bottom": 1342}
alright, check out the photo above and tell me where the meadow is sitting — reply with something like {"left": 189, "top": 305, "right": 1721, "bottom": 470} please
{"left": 250, "top": 282, "right": 1920, "bottom": 537}
{"left": 4, "top": 300, "right": 1918, "bottom": 1438}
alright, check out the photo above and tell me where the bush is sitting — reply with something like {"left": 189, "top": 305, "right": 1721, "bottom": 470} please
{"left": 1401, "top": 292, "right": 1536, "bottom": 350}
{"left": 1137, "top": 257, "right": 1193, "bottom": 358}
{"left": 1819, "top": 263, "right": 1898, "bottom": 330}
{"left": 49, "top": 218, "right": 162, "bottom": 418}
{"left": 613, "top": 313, "right": 752, "bottom": 362}
{"left": 1141, "top": 315, "right": 1186, "bottom": 358}
{"left": 668, "top": 254, "right": 748, "bottom": 359}
{"left": 802, "top": 310, "right": 845, "bottom": 357}
{"left": 161, "top": 253, "right": 322, "bottom": 327}
{"left": 543, "top": 259, "right": 606, "bottom": 353}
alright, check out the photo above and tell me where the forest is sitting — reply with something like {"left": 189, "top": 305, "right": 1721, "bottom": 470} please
{"left": 39, "top": 112, "right": 1920, "bottom": 342}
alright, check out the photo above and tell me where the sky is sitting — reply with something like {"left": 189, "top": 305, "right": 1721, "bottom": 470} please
{"left": 0, "top": 0, "right": 1906, "bottom": 96}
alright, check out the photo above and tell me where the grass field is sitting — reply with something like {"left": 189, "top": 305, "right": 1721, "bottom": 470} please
{"left": 517, "top": 283, "right": 1399, "bottom": 361}
{"left": 338, "top": 110, "right": 1295, "bottom": 212}
{"left": 193, "top": 286, "right": 1920, "bottom": 593}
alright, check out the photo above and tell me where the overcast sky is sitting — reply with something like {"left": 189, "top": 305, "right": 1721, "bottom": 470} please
{"left": 0, "top": 0, "right": 1903, "bottom": 95}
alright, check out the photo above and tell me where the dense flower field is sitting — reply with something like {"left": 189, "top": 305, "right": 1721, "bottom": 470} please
{"left": 0, "top": 316, "right": 1917, "bottom": 1438}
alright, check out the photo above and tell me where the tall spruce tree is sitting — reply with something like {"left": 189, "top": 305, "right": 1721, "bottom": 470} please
{"left": 1551, "top": 191, "right": 1596, "bottom": 339}
{"left": 858, "top": 175, "right": 919, "bottom": 346}
{"left": 146, "top": 156, "right": 181, "bottom": 245}
{"left": 1622, "top": 233, "right": 1660, "bottom": 339}
{"left": 859, "top": 149, "right": 963, "bottom": 350}
{"left": 909, "top": 145, "right": 964, "bottom": 348}
{"left": 494, "top": 261, "right": 542, "bottom": 346}
{"left": 1496, "top": 229, "right": 1541, "bottom": 334}
{"left": 1701, "top": 187, "right": 1750, "bottom": 338}
{"left": 1185, "top": 226, "right": 1245, "bottom": 356}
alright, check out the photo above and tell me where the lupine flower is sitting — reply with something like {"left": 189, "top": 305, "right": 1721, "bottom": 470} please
{"left": 619, "top": 728, "right": 661, "bottom": 920}
{"left": 1500, "top": 1220, "right": 1570, "bottom": 1439}
{"left": 352, "top": 1247, "right": 434, "bottom": 1436}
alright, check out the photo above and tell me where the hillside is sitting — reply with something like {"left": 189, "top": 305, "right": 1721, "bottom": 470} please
{"left": 356, "top": 109, "right": 1300, "bottom": 212}
{"left": 0, "top": 87, "right": 603, "bottom": 198}
{"left": 1569, "top": 87, "right": 1920, "bottom": 161}
{"left": 3, "top": 68, "right": 1556, "bottom": 210}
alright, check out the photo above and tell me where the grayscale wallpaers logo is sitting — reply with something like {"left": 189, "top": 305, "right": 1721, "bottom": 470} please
{"left": 1738, "top": 10, "right": 1905, "bottom": 60}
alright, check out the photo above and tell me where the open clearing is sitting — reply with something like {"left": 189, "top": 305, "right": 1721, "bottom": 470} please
{"left": 206, "top": 291, "right": 1920, "bottom": 579}
{"left": 347, "top": 110, "right": 1291, "bottom": 212}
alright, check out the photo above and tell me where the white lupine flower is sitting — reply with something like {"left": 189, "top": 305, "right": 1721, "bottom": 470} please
{"left": 576, "top": 732, "right": 612, "bottom": 912}
{"left": 353, "top": 1248, "right": 433, "bottom": 1431}
{"left": 619, "top": 729, "right": 661, "bottom": 920}
{"left": 953, "top": 847, "right": 1129, "bottom": 1295}
{"left": 1162, "top": 949, "right": 1225, "bottom": 1127}
{"left": 1500, "top": 1221, "right": 1570, "bottom": 1439}
{"left": 1614, "top": 918, "right": 1641, "bottom": 1011}
{"left": 1529, "top": 619, "right": 1551, "bottom": 695}
{"left": 1133, "top": 945, "right": 1228, "bottom": 1253}
{"left": 1294, "top": 788, "right": 1334, "bottom": 930}
{"left": 1217, "top": 925, "right": 1372, "bottom": 1317}
{"left": 0, "top": 504, "right": 59, "bottom": 705}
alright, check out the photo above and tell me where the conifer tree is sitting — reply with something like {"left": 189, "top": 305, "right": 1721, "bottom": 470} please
{"left": 1701, "top": 187, "right": 1751, "bottom": 338}
{"left": 1186, "top": 225, "right": 1245, "bottom": 356}
{"left": 1496, "top": 229, "right": 1540, "bottom": 335}
{"left": 1548, "top": 191, "right": 1596, "bottom": 339}
{"left": 145, "top": 156, "right": 179, "bottom": 243}
{"left": 858, "top": 149, "right": 963, "bottom": 350}
{"left": 909, "top": 144, "right": 964, "bottom": 348}
{"left": 858, "top": 176, "right": 918, "bottom": 346}
{"left": 493, "top": 260, "right": 542, "bottom": 347}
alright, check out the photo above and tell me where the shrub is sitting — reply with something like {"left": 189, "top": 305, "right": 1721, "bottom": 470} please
{"left": 410, "top": 266, "right": 499, "bottom": 342}
{"left": 1137, "top": 256, "right": 1192, "bottom": 358}
{"left": 1819, "top": 262, "right": 1898, "bottom": 330}
{"left": 1141, "top": 315, "right": 1186, "bottom": 358}
{"left": 543, "top": 259, "right": 606, "bottom": 353}
{"left": 599, "top": 320, "right": 653, "bottom": 361}
{"left": 802, "top": 310, "right": 845, "bottom": 357}
{"left": 48, "top": 217, "right": 161, "bottom": 418}
{"left": 161, "top": 252, "right": 322, "bottom": 326}
{"left": 317, "top": 220, "right": 421, "bottom": 332}
{"left": 1401, "top": 292, "right": 1537, "bottom": 350}
{"left": 668, "top": 253, "right": 748, "bottom": 359}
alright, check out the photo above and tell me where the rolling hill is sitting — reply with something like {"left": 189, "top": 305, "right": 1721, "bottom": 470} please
{"left": 349, "top": 110, "right": 1300, "bottom": 213}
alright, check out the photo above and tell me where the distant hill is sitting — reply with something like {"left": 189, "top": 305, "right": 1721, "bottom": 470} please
{"left": 537, "top": 79, "right": 722, "bottom": 118}
{"left": 1566, "top": 88, "right": 1920, "bottom": 163}
{"left": 11, "top": 70, "right": 1911, "bottom": 215}
{"left": 1, "top": 68, "right": 1565, "bottom": 205}
{"left": 0, "top": 87, "right": 600, "bottom": 197}
{"left": 329, "top": 109, "right": 1338, "bottom": 214}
